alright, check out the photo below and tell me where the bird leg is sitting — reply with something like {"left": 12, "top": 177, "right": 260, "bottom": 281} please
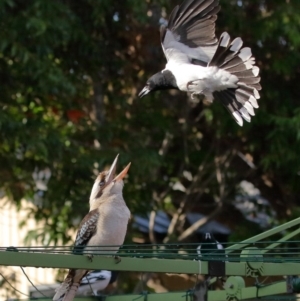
{"left": 114, "top": 255, "right": 121, "bottom": 264}
{"left": 191, "top": 92, "right": 200, "bottom": 100}
{"left": 186, "top": 80, "right": 203, "bottom": 100}
{"left": 87, "top": 254, "right": 94, "bottom": 262}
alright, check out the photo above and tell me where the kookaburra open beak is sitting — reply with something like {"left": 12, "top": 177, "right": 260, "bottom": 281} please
{"left": 114, "top": 162, "right": 131, "bottom": 182}
{"left": 106, "top": 154, "right": 131, "bottom": 184}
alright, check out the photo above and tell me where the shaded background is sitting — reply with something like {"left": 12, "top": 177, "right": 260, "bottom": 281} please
{"left": 0, "top": 0, "right": 300, "bottom": 250}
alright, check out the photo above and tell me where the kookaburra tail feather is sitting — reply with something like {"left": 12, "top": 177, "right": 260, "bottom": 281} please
{"left": 53, "top": 270, "right": 87, "bottom": 301}
{"left": 210, "top": 32, "right": 261, "bottom": 126}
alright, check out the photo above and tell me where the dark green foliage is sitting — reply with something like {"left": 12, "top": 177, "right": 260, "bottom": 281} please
{"left": 0, "top": 0, "right": 300, "bottom": 244}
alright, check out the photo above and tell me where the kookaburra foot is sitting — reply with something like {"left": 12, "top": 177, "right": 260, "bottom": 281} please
{"left": 114, "top": 255, "right": 121, "bottom": 264}
{"left": 87, "top": 254, "right": 94, "bottom": 262}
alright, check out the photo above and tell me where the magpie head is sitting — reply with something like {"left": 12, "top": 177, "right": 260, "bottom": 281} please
{"left": 203, "top": 232, "right": 218, "bottom": 244}
{"left": 139, "top": 70, "right": 178, "bottom": 98}
{"left": 139, "top": 73, "right": 162, "bottom": 98}
{"left": 204, "top": 233, "right": 212, "bottom": 240}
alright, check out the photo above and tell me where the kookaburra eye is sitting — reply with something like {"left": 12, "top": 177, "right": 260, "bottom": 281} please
{"left": 99, "top": 181, "right": 105, "bottom": 187}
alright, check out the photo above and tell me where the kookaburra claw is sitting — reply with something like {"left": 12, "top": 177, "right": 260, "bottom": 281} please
{"left": 114, "top": 255, "right": 121, "bottom": 264}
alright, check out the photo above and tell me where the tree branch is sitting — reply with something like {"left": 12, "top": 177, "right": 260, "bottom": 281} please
{"left": 177, "top": 202, "right": 223, "bottom": 242}
{"left": 148, "top": 210, "right": 157, "bottom": 244}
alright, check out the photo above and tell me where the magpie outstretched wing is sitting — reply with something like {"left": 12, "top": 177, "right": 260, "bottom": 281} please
{"left": 160, "top": 0, "right": 220, "bottom": 65}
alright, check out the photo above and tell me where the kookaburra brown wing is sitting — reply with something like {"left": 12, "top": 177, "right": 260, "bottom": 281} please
{"left": 139, "top": 0, "right": 261, "bottom": 126}
{"left": 53, "top": 155, "right": 131, "bottom": 301}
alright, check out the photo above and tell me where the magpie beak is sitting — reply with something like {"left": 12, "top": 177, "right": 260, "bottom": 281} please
{"left": 138, "top": 86, "right": 150, "bottom": 98}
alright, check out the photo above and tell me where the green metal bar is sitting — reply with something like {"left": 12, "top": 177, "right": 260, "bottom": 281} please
{"left": 95, "top": 292, "right": 192, "bottom": 301}
{"left": 0, "top": 251, "right": 208, "bottom": 274}
{"left": 225, "top": 281, "right": 287, "bottom": 300}
{"left": 253, "top": 281, "right": 288, "bottom": 298}
{"left": 262, "top": 262, "right": 300, "bottom": 276}
{"left": 24, "top": 281, "right": 289, "bottom": 301}
{"left": 262, "top": 227, "right": 300, "bottom": 254}
{"left": 226, "top": 217, "right": 300, "bottom": 253}
{"left": 0, "top": 250, "right": 300, "bottom": 276}
{"left": 208, "top": 220, "right": 300, "bottom": 285}
{"left": 208, "top": 281, "right": 288, "bottom": 301}
{"left": 225, "top": 262, "right": 300, "bottom": 276}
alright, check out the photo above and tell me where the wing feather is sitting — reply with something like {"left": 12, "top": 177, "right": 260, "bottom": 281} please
{"left": 73, "top": 209, "right": 99, "bottom": 254}
{"left": 161, "top": 0, "right": 220, "bottom": 65}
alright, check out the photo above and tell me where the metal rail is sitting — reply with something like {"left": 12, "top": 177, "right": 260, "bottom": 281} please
{"left": 2, "top": 217, "right": 300, "bottom": 301}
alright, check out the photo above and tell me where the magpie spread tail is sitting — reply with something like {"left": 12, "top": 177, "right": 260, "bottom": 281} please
{"left": 209, "top": 32, "right": 261, "bottom": 126}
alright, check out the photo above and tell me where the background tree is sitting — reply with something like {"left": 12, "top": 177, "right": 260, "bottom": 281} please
{"left": 0, "top": 0, "right": 300, "bottom": 247}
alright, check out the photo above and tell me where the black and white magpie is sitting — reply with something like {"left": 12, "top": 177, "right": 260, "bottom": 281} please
{"left": 139, "top": 0, "right": 261, "bottom": 126}
{"left": 197, "top": 233, "right": 227, "bottom": 286}
{"left": 197, "top": 232, "right": 224, "bottom": 259}
{"left": 76, "top": 270, "right": 118, "bottom": 296}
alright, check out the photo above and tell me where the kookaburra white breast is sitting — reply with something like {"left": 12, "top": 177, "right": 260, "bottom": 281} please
{"left": 139, "top": 0, "right": 261, "bottom": 126}
{"left": 53, "top": 155, "right": 131, "bottom": 301}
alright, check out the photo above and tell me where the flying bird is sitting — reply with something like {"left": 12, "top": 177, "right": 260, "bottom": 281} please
{"left": 76, "top": 270, "right": 118, "bottom": 296}
{"left": 53, "top": 155, "right": 131, "bottom": 301}
{"left": 139, "top": 0, "right": 261, "bottom": 126}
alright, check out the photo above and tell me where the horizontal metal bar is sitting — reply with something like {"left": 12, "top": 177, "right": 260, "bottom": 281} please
{"left": 126, "top": 280, "right": 286, "bottom": 300}
{"left": 0, "top": 251, "right": 208, "bottom": 274}
{"left": 244, "top": 281, "right": 287, "bottom": 298}
{"left": 226, "top": 262, "right": 300, "bottom": 276}
{"left": 24, "top": 281, "right": 288, "bottom": 301}
{"left": 1, "top": 251, "right": 300, "bottom": 277}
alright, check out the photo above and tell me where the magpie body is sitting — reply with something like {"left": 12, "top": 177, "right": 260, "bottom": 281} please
{"left": 197, "top": 232, "right": 224, "bottom": 259}
{"left": 197, "top": 233, "right": 227, "bottom": 286}
{"left": 76, "top": 270, "right": 118, "bottom": 296}
{"left": 139, "top": 0, "right": 261, "bottom": 126}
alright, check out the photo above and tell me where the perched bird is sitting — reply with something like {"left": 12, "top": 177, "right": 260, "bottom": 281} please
{"left": 76, "top": 270, "right": 118, "bottom": 296}
{"left": 197, "top": 233, "right": 227, "bottom": 286}
{"left": 53, "top": 155, "right": 131, "bottom": 301}
{"left": 139, "top": 0, "right": 261, "bottom": 126}
{"left": 197, "top": 232, "right": 224, "bottom": 259}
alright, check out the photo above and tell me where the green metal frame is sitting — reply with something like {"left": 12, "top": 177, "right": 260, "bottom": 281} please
{"left": 2, "top": 217, "right": 300, "bottom": 301}
{"left": 30, "top": 281, "right": 289, "bottom": 301}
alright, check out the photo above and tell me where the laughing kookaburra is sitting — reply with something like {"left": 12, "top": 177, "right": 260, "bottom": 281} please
{"left": 53, "top": 155, "right": 131, "bottom": 301}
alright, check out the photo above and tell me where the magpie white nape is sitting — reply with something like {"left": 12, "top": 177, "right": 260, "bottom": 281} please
{"left": 76, "top": 270, "right": 117, "bottom": 296}
{"left": 138, "top": 0, "right": 261, "bottom": 126}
